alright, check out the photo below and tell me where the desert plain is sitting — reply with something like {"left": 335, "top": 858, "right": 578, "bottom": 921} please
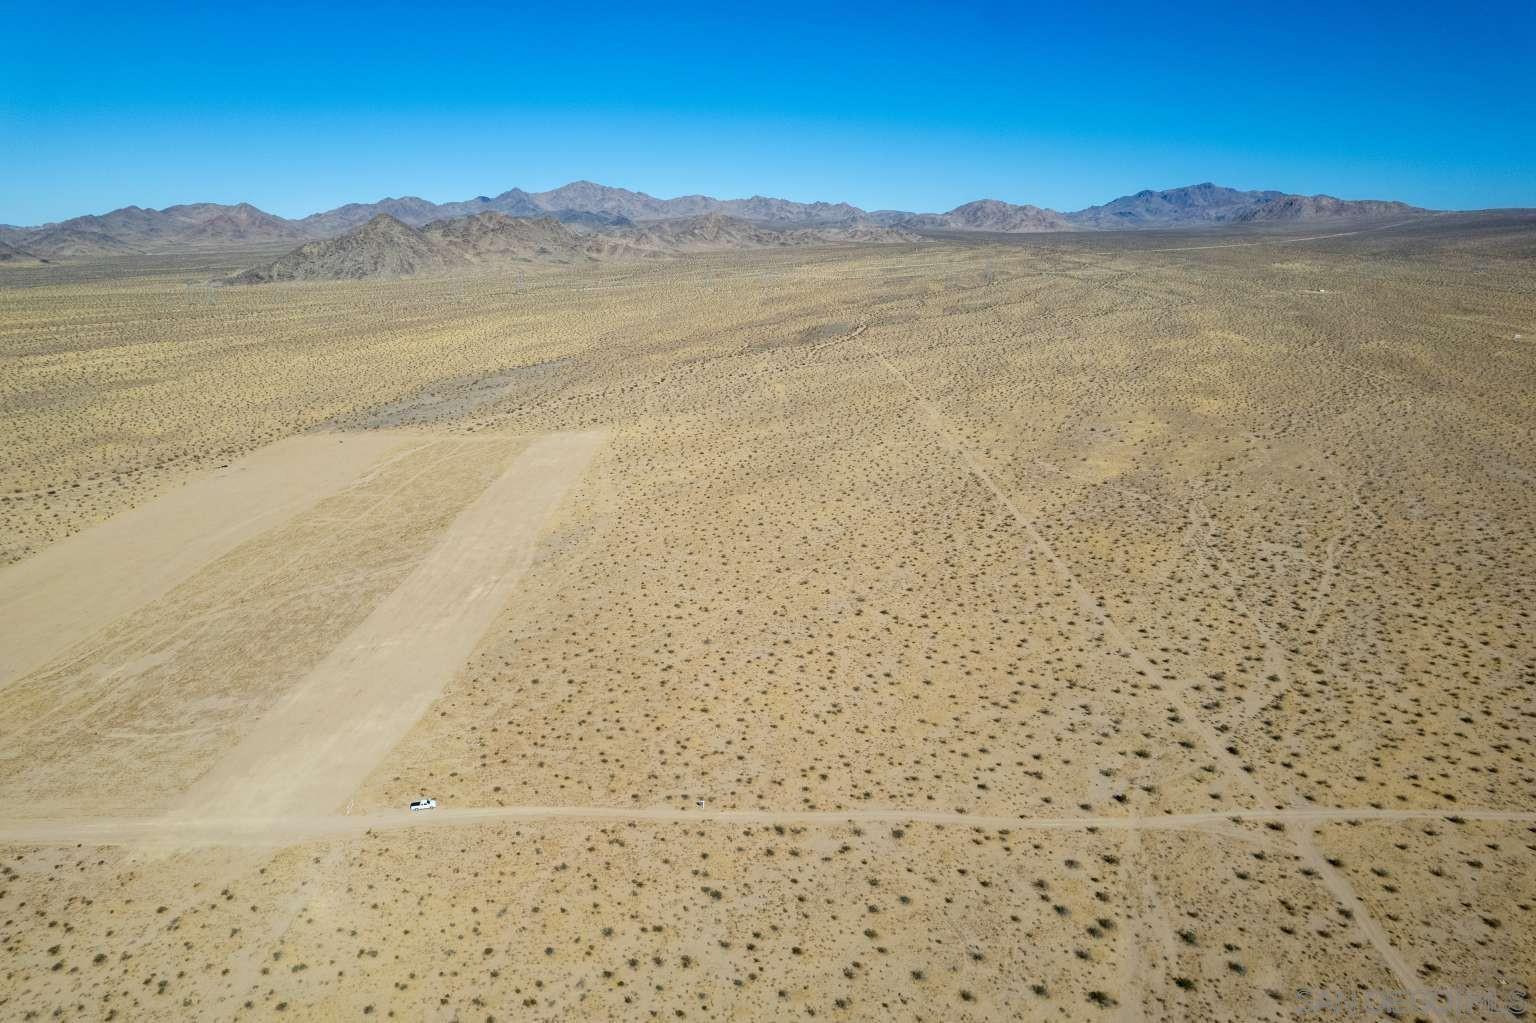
{"left": 0, "top": 215, "right": 1533, "bottom": 1020}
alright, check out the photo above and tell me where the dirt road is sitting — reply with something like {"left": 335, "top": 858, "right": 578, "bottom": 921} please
{"left": 0, "top": 803, "right": 1527, "bottom": 849}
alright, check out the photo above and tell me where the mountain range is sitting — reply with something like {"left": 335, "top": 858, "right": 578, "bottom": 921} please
{"left": 0, "top": 181, "right": 1431, "bottom": 263}
{"left": 230, "top": 211, "right": 917, "bottom": 284}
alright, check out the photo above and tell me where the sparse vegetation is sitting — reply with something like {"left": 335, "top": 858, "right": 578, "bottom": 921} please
{"left": 1, "top": 219, "right": 1532, "bottom": 1018}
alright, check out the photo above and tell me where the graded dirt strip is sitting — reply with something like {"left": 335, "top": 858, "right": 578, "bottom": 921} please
{"left": 168, "top": 430, "right": 606, "bottom": 822}
{"left": 0, "top": 432, "right": 421, "bottom": 689}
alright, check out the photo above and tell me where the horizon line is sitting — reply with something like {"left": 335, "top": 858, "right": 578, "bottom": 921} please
{"left": 6, "top": 178, "right": 1503, "bottom": 230}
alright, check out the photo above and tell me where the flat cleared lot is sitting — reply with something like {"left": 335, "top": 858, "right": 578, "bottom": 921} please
{"left": 0, "top": 430, "right": 602, "bottom": 818}
{"left": 173, "top": 430, "right": 605, "bottom": 822}
{"left": 0, "top": 431, "right": 417, "bottom": 688}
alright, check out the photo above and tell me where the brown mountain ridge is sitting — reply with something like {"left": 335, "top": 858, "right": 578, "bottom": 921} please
{"left": 228, "top": 211, "right": 918, "bottom": 284}
{"left": 2, "top": 180, "right": 1443, "bottom": 262}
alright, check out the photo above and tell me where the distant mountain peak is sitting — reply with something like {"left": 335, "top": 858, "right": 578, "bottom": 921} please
{"left": 360, "top": 212, "right": 411, "bottom": 229}
{"left": 1065, "top": 182, "right": 1423, "bottom": 228}
{"left": 891, "top": 198, "right": 1076, "bottom": 233}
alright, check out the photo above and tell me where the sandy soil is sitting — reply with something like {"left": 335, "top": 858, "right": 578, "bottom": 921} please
{"left": 0, "top": 432, "right": 534, "bottom": 815}
{"left": 172, "top": 431, "right": 605, "bottom": 821}
{"left": 0, "top": 432, "right": 415, "bottom": 687}
{"left": 0, "top": 219, "right": 1533, "bottom": 1020}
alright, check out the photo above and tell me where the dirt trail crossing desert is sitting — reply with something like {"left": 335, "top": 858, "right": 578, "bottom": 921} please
{"left": 1, "top": 803, "right": 1531, "bottom": 849}
{"left": 169, "top": 430, "right": 606, "bottom": 822}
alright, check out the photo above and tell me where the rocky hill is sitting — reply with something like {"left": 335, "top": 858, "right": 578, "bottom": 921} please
{"left": 599, "top": 213, "right": 914, "bottom": 253}
{"left": 0, "top": 241, "right": 46, "bottom": 264}
{"left": 293, "top": 196, "right": 451, "bottom": 236}
{"left": 9, "top": 201, "right": 307, "bottom": 257}
{"left": 1227, "top": 193, "right": 1421, "bottom": 223}
{"left": 897, "top": 199, "right": 1076, "bottom": 233}
{"left": 418, "top": 213, "right": 592, "bottom": 263}
{"left": 229, "top": 214, "right": 464, "bottom": 284}
{"left": 177, "top": 203, "right": 308, "bottom": 244}
{"left": 1065, "top": 183, "right": 1421, "bottom": 228}
{"left": 12, "top": 226, "right": 140, "bottom": 258}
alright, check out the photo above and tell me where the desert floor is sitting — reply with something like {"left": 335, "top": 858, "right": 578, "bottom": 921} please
{"left": 0, "top": 216, "right": 1533, "bottom": 1020}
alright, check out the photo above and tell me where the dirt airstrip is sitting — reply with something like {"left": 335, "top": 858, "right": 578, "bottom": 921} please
{"left": 0, "top": 218, "right": 1533, "bottom": 1020}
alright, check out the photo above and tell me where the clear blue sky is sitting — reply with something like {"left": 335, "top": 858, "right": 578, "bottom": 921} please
{"left": 3, "top": 0, "right": 1532, "bottom": 224}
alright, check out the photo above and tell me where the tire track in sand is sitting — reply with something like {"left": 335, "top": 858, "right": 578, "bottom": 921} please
{"left": 0, "top": 804, "right": 1529, "bottom": 848}
{"left": 857, "top": 336, "right": 1449, "bottom": 1021}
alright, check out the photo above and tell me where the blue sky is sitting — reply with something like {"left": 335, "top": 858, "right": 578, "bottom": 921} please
{"left": 3, "top": 0, "right": 1532, "bottom": 224}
